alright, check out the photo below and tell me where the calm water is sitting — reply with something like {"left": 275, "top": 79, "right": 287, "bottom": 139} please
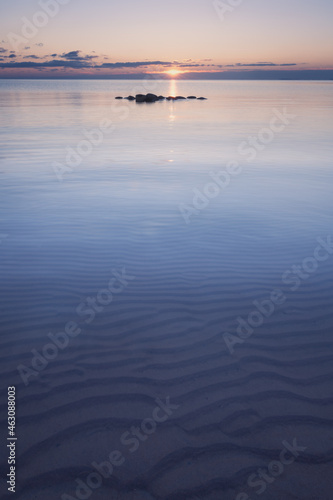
{"left": 0, "top": 80, "right": 333, "bottom": 500}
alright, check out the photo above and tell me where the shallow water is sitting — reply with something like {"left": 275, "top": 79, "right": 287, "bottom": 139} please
{"left": 0, "top": 80, "right": 333, "bottom": 499}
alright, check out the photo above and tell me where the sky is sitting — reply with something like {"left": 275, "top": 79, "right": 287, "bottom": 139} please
{"left": 0, "top": 0, "right": 332, "bottom": 78}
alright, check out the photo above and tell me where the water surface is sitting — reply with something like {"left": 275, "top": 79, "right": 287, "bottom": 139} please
{"left": 0, "top": 80, "right": 333, "bottom": 500}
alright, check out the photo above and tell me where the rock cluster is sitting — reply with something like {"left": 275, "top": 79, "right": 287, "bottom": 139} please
{"left": 115, "top": 94, "right": 207, "bottom": 102}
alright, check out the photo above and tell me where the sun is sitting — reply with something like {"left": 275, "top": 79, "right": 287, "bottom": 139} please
{"left": 165, "top": 69, "right": 182, "bottom": 77}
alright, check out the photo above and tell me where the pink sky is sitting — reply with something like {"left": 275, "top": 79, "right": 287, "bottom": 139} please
{"left": 1, "top": 0, "right": 332, "bottom": 78}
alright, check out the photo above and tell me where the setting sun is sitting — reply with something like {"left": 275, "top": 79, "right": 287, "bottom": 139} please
{"left": 165, "top": 69, "right": 183, "bottom": 77}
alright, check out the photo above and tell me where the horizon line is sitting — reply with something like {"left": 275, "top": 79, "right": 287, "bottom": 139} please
{"left": 1, "top": 69, "right": 333, "bottom": 81}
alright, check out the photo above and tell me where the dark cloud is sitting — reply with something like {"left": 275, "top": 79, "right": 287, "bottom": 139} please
{"left": 0, "top": 47, "right": 7, "bottom": 53}
{"left": 60, "top": 50, "right": 80, "bottom": 59}
{"left": 60, "top": 50, "right": 98, "bottom": 61}
{"left": 0, "top": 55, "right": 299, "bottom": 74}
{"left": 99, "top": 61, "right": 172, "bottom": 69}
{"left": 61, "top": 50, "right": 94, "bottom": 60}
{"left": 0, "top": 58, "right": 172, "bottom": 70}
{"left": 24, "top": 46, "right": 30, "bottom": 50}
{"left": 0, "top": 60, "right": 91, "bottom": 69}
{"left": 178, "top": 63, "right": 205, "bottom": 68}
{"left": 231, "top": 62, "right": 297, "bottom": 67}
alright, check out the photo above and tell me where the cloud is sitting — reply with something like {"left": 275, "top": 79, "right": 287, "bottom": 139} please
{"left": 0, "top": 58, "right": 173, "bottom": 70}
{"left": 60, "top": 50, "right": 80, "bottom": 59}
{"left": 178, "top": 63, "right": 205, "bottom": 68}
{"left": 229, "top": 62, "right": 298, "bottom": 67}
{"left": 60, "top": 50, "right": 97, "bottom": 61}
{"left": 0, "top": 47, "right": 7, "bottom": 53}
{"left": 0, "top": 60, "right": 92, "bottom": 69}
{"left": 0, "top": 54, "right": 299, "bottom": 74}
{"left": 24, "top": 46, "right": 30, "bottom": 50}
{"left": 35, "top": 43, "right": 44, "bottom": 47}
{"left": 99, "top": 60, "right": 172, "bottom": 69}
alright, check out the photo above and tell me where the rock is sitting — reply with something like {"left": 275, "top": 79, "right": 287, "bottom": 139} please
{"left": 115, "top": 96, "right": 123, "bottom": 99}
{"left": 145, "top": 93, "right": 159, "bottom": 102}
{"left": 135, "top": 93, "right": 159, "bottom": 103}
{"left": 125, "top": 93, "right": 204, "bottom": 103}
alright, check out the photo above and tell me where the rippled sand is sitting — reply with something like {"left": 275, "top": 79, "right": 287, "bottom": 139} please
{"left": 1, "top": 80, "right": 333, "bottom": 500}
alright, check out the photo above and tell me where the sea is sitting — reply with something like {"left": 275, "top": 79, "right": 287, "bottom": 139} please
{"left": 0, "top": 79, "right": 333, "bottom": 500}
